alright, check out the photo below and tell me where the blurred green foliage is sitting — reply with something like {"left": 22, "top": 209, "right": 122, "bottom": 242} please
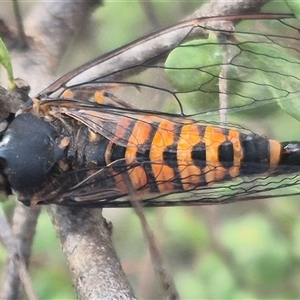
{"left": 0, "top": 37, "right": 14, "bottom": 87}
{"left": 1, "top": 0, "right": 300, "bottom": 299}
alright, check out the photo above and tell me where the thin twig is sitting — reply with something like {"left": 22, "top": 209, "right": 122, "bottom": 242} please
{"left": 122, "top": 172, "right": 179, "bottom": 299}
{"left": 12, "top": 0, "right": 27, "bottom": 48}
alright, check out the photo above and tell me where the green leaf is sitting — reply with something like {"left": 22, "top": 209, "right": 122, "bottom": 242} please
{"left": 238, "top": 41, "right": 300, "bottom": 121}
{"left": 285, "top": 0, "right": 300, "bottom": 20}
{"left": 165, "top": 36, "right": 223, "bottom": 93}
{"left": 0, "top": 37, "right": 14, "bottom": 88}
{"left": 165, "top": 27, "right": 300, "bottom": 120}
{"left": 164, "top": 36, "right": 224, "bottom": 113}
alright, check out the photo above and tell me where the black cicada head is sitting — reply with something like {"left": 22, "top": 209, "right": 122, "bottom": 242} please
{"left": 0, "top": 113, "right": 65, "bottom": 199}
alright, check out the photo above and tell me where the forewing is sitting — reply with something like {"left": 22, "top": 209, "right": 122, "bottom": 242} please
{"left": 38, "top": 14, "right": 300, "bottom": 119}
{"left": 27, "top": 161, "right": 300, "bottom": 207}
{"left": 26, "top": 14, "right": 300, "bottom": 206}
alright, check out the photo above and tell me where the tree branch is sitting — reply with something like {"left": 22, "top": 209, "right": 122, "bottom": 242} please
{"left": 49, "top": 206, "right": 135, "bottom": 299}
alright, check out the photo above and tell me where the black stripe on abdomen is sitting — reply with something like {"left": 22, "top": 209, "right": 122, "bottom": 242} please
{"left": 240, "top": 134, "right": 270, "bottom": 175}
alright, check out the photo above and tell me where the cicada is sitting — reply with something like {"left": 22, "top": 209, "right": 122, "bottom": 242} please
{"left": 0, "top": 13, "right": 300, "bottom": 208}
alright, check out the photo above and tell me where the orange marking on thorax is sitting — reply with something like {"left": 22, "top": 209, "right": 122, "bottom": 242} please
{"left": 94, "top": 91, "right": 105, "bottom": 104}
{"left": 88, "top": 130, "right": 99, "bottom": 142}
{"left": 59, "top": 137, "right": 70, "bottom": 148}
{"left": 62, "top": 89, "right": 74, "bottom": 99}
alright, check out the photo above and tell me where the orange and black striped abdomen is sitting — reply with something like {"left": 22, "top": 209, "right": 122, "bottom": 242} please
{"left": 87, "top": 114, "right": 299, "bottom": 197}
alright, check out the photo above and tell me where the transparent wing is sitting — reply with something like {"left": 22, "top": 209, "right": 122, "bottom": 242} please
{"left": 27, "top": 159, "right": 300, "bottom": 207}
{"left": 37, "top": 14, "right": 300, "bottom": 119}
{"left": 23, "top": 14, "right": 300, "bottom": 207}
